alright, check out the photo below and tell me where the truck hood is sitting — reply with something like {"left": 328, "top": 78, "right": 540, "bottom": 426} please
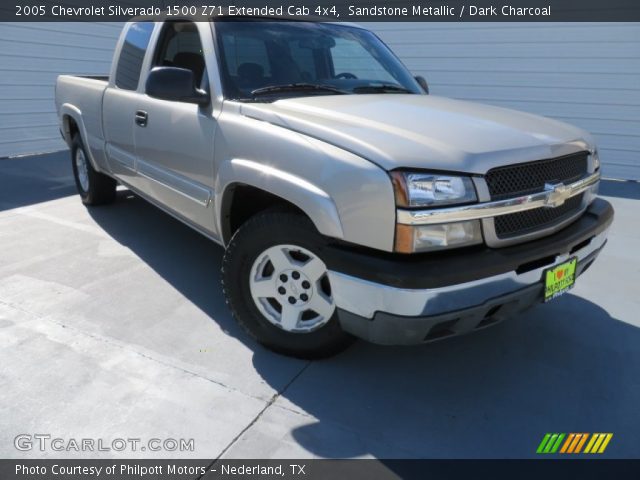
{"left": 239, "top": 94, "right": 593, "bottom": 173}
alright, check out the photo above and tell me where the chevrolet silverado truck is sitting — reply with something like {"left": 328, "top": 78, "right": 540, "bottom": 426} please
{"left": 55, "top": 17, "right": 613, "bottom": 358}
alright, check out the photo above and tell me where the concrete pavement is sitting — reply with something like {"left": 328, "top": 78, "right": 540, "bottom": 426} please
{"left": 1, "top": 151, "right": 639, "bottom": 459}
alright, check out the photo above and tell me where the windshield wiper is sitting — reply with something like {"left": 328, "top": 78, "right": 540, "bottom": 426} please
{"left": 250, "top": 83, "right": 349, "bottom": 97}
{"left": 353, "top": 84, "right": 413, "bottom": 94}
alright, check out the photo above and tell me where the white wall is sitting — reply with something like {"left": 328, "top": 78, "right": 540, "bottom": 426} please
{"left": 0, "top": 22, "right": 122, "bottom": 157}
{"left": 369, "top": 22, "right": 640, "bottom": 180}
{"left": 0, "top": 21, "right": 638, "bottom": 180}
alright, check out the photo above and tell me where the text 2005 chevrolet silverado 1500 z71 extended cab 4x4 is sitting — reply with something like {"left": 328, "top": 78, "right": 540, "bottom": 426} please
{"left": 55, "top": 17, "right": 613, "bottom": 358}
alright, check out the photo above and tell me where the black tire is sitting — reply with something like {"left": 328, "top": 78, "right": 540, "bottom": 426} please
{"left": 71, "top": 134, "right": 116, "bottom": 205}
{"left": 222, "top": 210, "right": 355, "bottom": 359}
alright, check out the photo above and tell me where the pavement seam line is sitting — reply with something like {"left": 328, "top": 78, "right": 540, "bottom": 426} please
{"left": 197, "top": 360, "right": 313, "bottom": 477}
{"left": 0, "top": 297, "right": 265, "bottom": 402}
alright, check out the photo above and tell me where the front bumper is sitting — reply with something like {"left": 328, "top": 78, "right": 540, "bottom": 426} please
{"left": 324, "top": 198, "right": 613, "bottom": 345}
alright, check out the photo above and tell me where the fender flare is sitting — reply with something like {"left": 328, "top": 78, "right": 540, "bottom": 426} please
{"left": 59, "top": 103, "right": 102, "bottom": 172}
{"left": 215, "top": 158, "right": 344, "bottom": 243}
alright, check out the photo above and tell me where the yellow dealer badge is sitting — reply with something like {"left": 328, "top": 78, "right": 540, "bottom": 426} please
{"left": 544, "top": 257, "right": 577, "bottom": 302}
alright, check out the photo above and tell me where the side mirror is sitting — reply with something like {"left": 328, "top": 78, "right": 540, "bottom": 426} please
{"left": 146, "top": 67, "right": 209, "bottom": 105}
{"left": 415, "top": 75, "right": 429, "bottom": 94}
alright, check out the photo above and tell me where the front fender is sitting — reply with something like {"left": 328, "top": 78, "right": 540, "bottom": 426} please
{"left": 215, "top": 158, "right": 344, "bottom": 242}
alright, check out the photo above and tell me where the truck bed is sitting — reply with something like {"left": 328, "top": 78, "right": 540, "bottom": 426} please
{"left": 55, "top": 75, "right": 110, "bottom": 161}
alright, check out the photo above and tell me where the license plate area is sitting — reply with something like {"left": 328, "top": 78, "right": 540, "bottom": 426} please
{"left": 544, "top": 257, "right": 578, "bottom": 302}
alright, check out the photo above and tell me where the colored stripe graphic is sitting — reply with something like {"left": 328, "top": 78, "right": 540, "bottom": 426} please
{"left": 584, "top": 434, "right": 598, "bottom": 453}
{"left": 537, "top": 433, "right": 566, "bottom": 454}
{"left": 574, "top": 433, "right": 589, "bottom": 453}
{"left": 598, "top": 433, "right": 613, "bottom": 453}
{"left": 585, "top": 433, "right": 614, "bottom": 454}
{"left": 560, "top": 433, "right": 575, "bottom": 453}
{"left": 537, "top": 434, "right": 552, "bottom": 453}
{"left": 550, "top": 433, "right": 565, "bottom": 453}
{"left": 544, "top": 434, "right": 559, "bottom": 453}
{"left": 567, "top": 433, "right": 581, "bottom": 453}
{"left": 539, "top": 433, "right": 613, "bottom": 454}
{"left": 592, "top": 434, "right": 606, "bottom": 452}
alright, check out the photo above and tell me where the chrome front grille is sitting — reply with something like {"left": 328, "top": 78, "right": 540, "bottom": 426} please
{"left": 494, "top": 193, "right": 584, "bottom": 238}
{"left": 484, "top": 151, "right": 591, "bottom": 242}
{"left": 486, "top": 152, "right": 589, "bottom": 201}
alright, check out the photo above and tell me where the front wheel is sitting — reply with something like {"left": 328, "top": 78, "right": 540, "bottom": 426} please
{"left": 222, "top": 211, "right": 354, "bottom": 359}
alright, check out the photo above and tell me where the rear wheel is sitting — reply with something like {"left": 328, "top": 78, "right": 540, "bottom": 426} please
{"left": 71, "top": 134, "right": 116, "bottom": 205}
{"left": 222, "top": 210, "right": 354, "bottom": 359}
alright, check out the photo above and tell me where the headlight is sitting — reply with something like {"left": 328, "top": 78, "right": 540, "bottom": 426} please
{"left": 591, "top": 148, "right": 600, "bottom": 172}
{"left": 395, "top": 221, "right": 483, "bottom": 253}
{"left": 391, "top": 171, "right": 481, "bottom": 253}
{"left": 391, "top": 171, "right": 477, "bottom": 207}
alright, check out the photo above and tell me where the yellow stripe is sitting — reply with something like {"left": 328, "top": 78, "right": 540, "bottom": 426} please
{"left": 590, "top": 434, "right": 606, "bottom": 453}
{"left": 584, "top": 434, "right": 598, "bottom": 453}
{"left": 567, "top": 434, "right": 582, "bottom": 453}
{"left": 597, "top": 434, "right": 613, "bottom": 453}
{"left": 560, "top": 434, "right": 575, "bottom": 453}
{"left": 574, "top": 433, "right": 589, "bottom": 453}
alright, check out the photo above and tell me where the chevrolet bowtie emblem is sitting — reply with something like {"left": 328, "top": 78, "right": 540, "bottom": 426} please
{"left": 544, "top": 183, "right": 571, "bottom": 208}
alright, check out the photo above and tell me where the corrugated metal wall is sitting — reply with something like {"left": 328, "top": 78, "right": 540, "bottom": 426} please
{"left": 0, "top": 21, "right": 638, "bottom": 180}
{"left": 368, "top": 22, "right": 640, "bottom": 180}
{"left": 0, "top": 22, "right": 122, "bottom": 157}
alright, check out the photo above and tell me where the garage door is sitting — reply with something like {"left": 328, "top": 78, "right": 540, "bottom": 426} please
{"left": 369, "top": 22, "right": 640, "bottom": 180}
{"left": 1, "top": 22, "right": 638, "bottom": 180}
{"left": 0, "top": 22, "right": 122, "bottom": 158}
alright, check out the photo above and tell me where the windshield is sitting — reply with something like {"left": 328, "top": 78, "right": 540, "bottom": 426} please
{"left": 214, "top": 20, "right": 422, "bottom": 101}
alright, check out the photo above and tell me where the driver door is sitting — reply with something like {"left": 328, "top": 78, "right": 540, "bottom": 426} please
{"left": 133, "top": 21, "right": 217, "bottom": 236}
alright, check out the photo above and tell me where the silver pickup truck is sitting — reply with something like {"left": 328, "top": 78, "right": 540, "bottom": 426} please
{"left": 56, "top": 17, "right": 613, "bottom": 358}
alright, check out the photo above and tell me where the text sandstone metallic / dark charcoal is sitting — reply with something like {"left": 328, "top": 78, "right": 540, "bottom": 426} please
{"left": 485, "top": 152, "right": 589, "bottom": 201}
{"left": 495, "top": 194, "right": 584, "bottom": 239}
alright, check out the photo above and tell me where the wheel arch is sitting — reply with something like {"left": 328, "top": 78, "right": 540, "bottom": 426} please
{"left": 59, "top": 104, "right": 102, "bottom": 172}
{"left": 61, "top": 114, "right": 80, "bottom": 146}
{"left": 216, "top": 159, "right": 344, "bottom": 245}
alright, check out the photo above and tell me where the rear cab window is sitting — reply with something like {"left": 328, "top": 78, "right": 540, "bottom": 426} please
{"left": 115, "top": 22, "right": 154, "bottom": 90}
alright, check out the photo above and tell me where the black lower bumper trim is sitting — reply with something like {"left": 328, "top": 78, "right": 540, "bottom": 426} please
{"left": 336, "top": 241, "right": 605, "bottom": 345}
{"left": 323, "top": 198, "right": 613, "bottom": 289}
{"left": 338, "top": 284, "right": 541, "bottom": 345}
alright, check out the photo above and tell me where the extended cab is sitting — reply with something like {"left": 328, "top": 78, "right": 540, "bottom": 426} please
{"left": 55, "top": 17, "right": 613, "bottom": 358}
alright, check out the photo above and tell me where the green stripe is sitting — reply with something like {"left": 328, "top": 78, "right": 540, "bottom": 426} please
{"left": 544, "top": 434, "right": 559, "bottom": 453}
{"left": 537, "top": 433, "right": 552, "bottom": 453}
{"left": 550, "top": 433, "right": 566, "bottom": 453}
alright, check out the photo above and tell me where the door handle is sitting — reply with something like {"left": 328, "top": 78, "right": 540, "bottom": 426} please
{"left": 135, "top": 110, "right": 148, "bottom": 127}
